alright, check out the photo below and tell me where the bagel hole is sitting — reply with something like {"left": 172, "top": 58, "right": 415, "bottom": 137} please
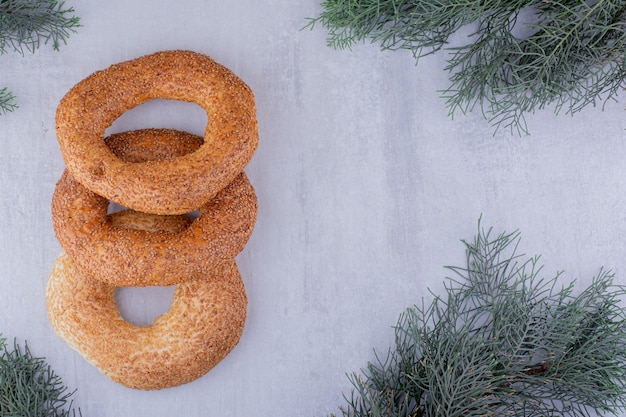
{"left": 105, "top": 99, "right": 208, "bottom": 138}
{"left": 183, "top": 210, "right": 201, "bottom": 221}
{"left": 115, "top": 286, "right": 176, "bottom": 326}
{"left": 107, "top": 203, "right": 200, "bottom": 221}
{"left": 107, "top": 201, "right": 127, "bottom": 215}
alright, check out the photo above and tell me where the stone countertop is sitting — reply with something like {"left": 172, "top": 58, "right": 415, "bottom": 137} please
{"left": 1, "top": 2, "right": 625, "bottom": 416}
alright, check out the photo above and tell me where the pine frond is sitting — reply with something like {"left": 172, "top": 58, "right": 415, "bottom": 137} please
{"left": 0, "top": 86, "right": 17, "bottom": 114}
{"left": 0, "top": 0, "right": 80, "bottom": 115}
{"left": 326, "top": 222, "right": 626, "bottom": 416}
{"left": 306, "top": 0, "right": 626, "bottom": 134}
{"left": 0, "top": 0, "right": 80, "bottom": 54}
{"left": 0, "top": 335, "right": 82, "bottom": 416}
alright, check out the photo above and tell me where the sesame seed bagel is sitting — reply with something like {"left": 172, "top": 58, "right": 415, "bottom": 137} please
{"left": 46, "top": 212, "right": 247, "bottom": 390}
{"left": 51, "top": 128, "right": 258, "bottom": 287}
{"left": 55, "top": 50, "right": 258, "bottom": 215}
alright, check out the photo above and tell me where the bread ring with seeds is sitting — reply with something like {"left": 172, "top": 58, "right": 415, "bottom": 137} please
{"left": 55, "top": 49, "right": 258, "bottom": 215}
{"left": 46, "top": 212, "right": 247, "bottom": 390}
{"left": 51, "top": 128, "right": 257, "bottom": 287}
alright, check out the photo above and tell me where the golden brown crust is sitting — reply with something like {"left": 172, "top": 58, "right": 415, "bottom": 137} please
{"left": 51, "top": 129, "right": 258, "bottom": 287}
{"left": 108, "top": 210, "right": 192, "bottom": 233}
{"left": 104, "top": 127, "right": 204, "bottom": 163}
{"left": 55, "top": 50, "right": 259, "bottom": 215}
{"left": 46, "top": 213, "right": 247, "bottom": 390}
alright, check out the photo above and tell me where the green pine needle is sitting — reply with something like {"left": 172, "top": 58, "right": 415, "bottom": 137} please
{"left": 305, "top": 0, "right": 626, "bottom": 135}
{"left": 0, "top": 0, "right": 80, "bottom": 54}
{"left": 0, "top": 335, "right": 81, "bottom": 417}
{"left": 0, "top": 0, "right": 80, "bottom": 115}
{"left": 328, "top": 222, "right": 626, "bottom": 417}
{"left": 0, "top": 87, "right": 17, "bottom": 114}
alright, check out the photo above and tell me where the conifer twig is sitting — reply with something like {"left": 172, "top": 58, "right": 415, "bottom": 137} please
{"left": 0, "top": 87, "right": 17, "bottom": 114}
{"left": 305, "top": 0, "right": 626, "bottom": 134}
{"left": 0, "top": 0, "right": 80, "bottom": 115}
{"left": 326, "top": 221, "right": 626, "bottom": 416}
{"left": 0, "top": 334, "right": 81, "bottom": 416}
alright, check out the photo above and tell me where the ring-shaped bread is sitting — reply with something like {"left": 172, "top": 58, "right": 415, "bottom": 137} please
{"left": 51, "top": 128, "right": 258, "bottom": 287}
{"left": 55, "top": 49, "right": 258, "bottom": 215}
{"left": 46, "top": 211, "right": 247, "bottom": 390}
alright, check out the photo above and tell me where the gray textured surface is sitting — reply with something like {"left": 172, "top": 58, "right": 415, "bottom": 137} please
{"left": 1, "top": 1, "right": 625, "bottom": 416}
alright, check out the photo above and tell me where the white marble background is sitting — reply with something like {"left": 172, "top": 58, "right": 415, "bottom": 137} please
{"left": 1, "top": 1, "right": 625, "bottom": 416}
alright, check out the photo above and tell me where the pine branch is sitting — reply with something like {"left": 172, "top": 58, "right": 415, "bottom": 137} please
{"left": 0, "top": 86, "right": 17, "bottom": 114}
{"left": 0, "top": 0, "right": 80, "bottom": 54}
{"left": 306, "top": 0, "right": 626, "bottom": 135}
{"left": 0, "top": 335, "right": 81, "bottom": 416}
{"left": 0, "top": 0, "right": 80, "bottom": 115}
{"left": 327, "top": 222, "right": 626, "bottom": 417}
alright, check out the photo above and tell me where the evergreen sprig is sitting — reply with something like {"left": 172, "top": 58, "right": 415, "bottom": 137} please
{"left": 328, "top": 223, "right": 626, "bottom": 416}
{"left": 0, "top": 334, "right": 81, "bottom": 417}
{"left": 0, "top": 86, "right": 17, "bottom": 114}
{"left": 0, "top": 0, "right": 80, "bottom": 114}
{"left": 305, "top": 0, "right": 626, "bottom": 134}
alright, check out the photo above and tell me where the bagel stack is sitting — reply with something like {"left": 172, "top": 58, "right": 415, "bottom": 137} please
{"left": 46, "top": 51, "right": 259, "bottom": 390}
